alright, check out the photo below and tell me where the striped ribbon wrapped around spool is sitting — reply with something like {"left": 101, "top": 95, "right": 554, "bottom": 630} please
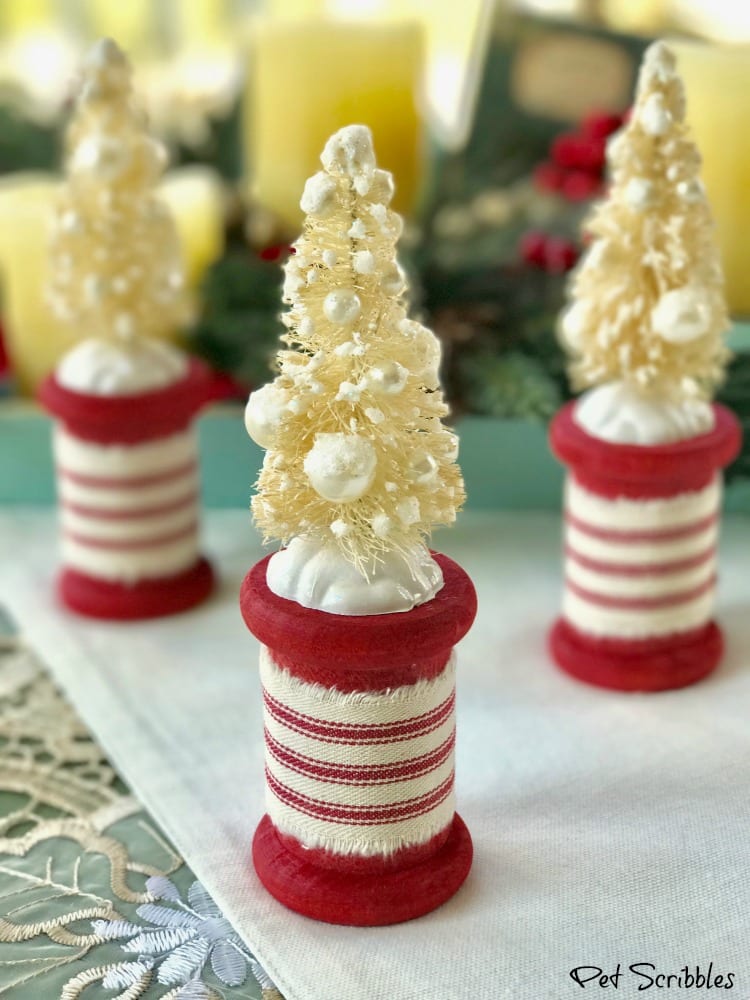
{"left": 261, "top": 648, "right": 456, "bottom": 863}
{"left": 55, "top": 426, "right": 201, "bottom": 583}
{"left": 549, "top": 401, "right": 742, "bottom": 691}
{"left": 241, "top": 551, "right": 477, "bottom": 926}
{"left": 39, "top": 359, "right": 214, "bottom": 619}
{"left": 563, "top": 476, "right": 719, "bottom": 639}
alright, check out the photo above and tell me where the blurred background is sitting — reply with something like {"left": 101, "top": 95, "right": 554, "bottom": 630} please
{"left": 0, "top": 0, "right": 748, "bottom": 480}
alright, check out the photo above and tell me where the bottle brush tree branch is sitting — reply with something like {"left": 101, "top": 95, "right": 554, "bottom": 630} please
{"left": 47, "top": 38, "right": 191, "bottom": 344}
{"left": 560, "top": 40, "right": 730, "bottom": 400}
{"left": 246, "top": 125, "right": 465, "bottom": 575}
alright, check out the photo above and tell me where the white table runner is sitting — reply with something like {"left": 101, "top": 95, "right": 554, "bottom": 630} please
{"left": 2, "top": 509, "right": 750, "bottom": 1000}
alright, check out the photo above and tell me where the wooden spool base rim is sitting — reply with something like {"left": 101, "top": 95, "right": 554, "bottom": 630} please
{"left": 252, "top": 813, "right": 473, "bottom": 926}
{"left": 59, "top": 557, "right": 214, "bottom": 620}
{"left": 549, "top": 617, "right": 723, "bottom": 692}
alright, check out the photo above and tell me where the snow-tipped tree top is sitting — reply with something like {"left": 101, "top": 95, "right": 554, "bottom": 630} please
{"left": 246, "top": 125, "right": 464, "bottom": 579}
{"left": 47, "top": 38, "right": 191, "bottom": 345}
{"left": 560, "top": 40, "right": 730, "bottom": 401}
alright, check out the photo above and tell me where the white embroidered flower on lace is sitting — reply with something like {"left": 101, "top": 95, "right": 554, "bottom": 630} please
{"left": 92, "top": 875, "right": 272, "bottom": 997}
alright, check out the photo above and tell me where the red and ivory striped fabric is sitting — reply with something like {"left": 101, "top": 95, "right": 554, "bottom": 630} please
{"left": 55, "top": 425, "right": 201, "bottom": 584}
{"left": 563, "top": 475, "right": 721, "bottom": 639}
{"left": 260, "top": 646, "right": 456, "bottom": 858}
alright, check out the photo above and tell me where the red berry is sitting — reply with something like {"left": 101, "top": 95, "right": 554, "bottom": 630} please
{"left": 519, "top": 230, "right": 548, "bottom": 267}
{"left": 203, "top": 369, "right": 249, "bottom": 402}
{"left": 533, "top": 161, "right": 565, "bottom": 193}
{"left": 551, "top": 133, "right": 606, "bottom": 173}
{"left": 259, "top": 243, "right": 293, "bottom": 262}
{"left": 544, "top": 236, "right": 579, "bottom": 274}
{"left": 581, "top": 111, "right": 624, "bottom": 140}
{"left": 0, "top": 319, "right": 8, "bottom": 377}
{"left": 561, "top": 170, "right": 603, "bottom": 202}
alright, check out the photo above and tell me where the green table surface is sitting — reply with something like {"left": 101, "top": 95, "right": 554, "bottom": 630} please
{"left": 1, "top": 404, "right": 749, "bottom": 513}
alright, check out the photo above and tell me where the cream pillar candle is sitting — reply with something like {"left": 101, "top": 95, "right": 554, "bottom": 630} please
{"left": 600, "top": 0, "right": 668, "bottom": 33}
{"left": 669, "top": 39, "right": 750, "bottom": 316}
{"left": 262, "top": 0, "right": 489, "bottom": 148}
{"left": 244, "top": 18, "right": 425, "bottom": 229}
{"left": 160, "top": 167, "right": 226, "bottom": 289}
{"left": 0, "top": 0, "right": 54, "bottom": 32}
{"left": 0, "top": 175, "right": 69, "bottom": 395}
{"left": 173, "top": 0, "right": 228, "bottom": 49}
{"left": 82, "top": 0, "right": 155, "bottom": 58}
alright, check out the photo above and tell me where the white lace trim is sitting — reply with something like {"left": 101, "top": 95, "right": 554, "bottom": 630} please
{"left": 0, "top": 629, "right": 278, "bottom": 999}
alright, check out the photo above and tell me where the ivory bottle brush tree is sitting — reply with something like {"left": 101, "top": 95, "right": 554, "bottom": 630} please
{"left": 39, "top": 38, "right": 214, "bottom": 620}
{"left": 561, "top": 40, "right": 730, "bottom": 445}
{"left": 245, "top": 123, "right": 464, "bottom": 613}
{"left": 47, "top": 36, "right": 190, "bottom": 357}
{"left": 241, "top": 125, "right": 477, "bottom": 926}
{"left": 549, "top": 41, "right": 741, "bottom": 693}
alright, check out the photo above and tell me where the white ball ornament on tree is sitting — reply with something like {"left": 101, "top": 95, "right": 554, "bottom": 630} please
{"left": 321, "top": 124, "right": 376, "bottom": 195}
{"left": 639, "top": 92, "right": 672, "bottom": 136}
{"left": 244, "top": 384, "right": 290, "bottom": 448}
{"left": 303, "top": 432, "right": 377, "bottom": 502}
{"left": 396, "top": 497, "right": 421, "bottom": 525}
{"left": 400, "top": 319, "right": 442, "bottom": 387}
{"left": 380, "top": 262, "right": 406, "bottom": 296}
{"left": 371, "top": 513, "right": 392, "bottom": 538}
{"left": 559, "top": 302, "right": 589, "bottom": 352}
{"left": 410, "top": 451, "right": 438, "bottom": 485}
{"left": 677, "top": 178, "right": 704, "bottom": 204}
{"left": 72, "top": 135, "right": 131, "bottom": 180}
{"left": 353, "top": 250, "right": 376, "bottom": 275}
{"left": 369, "top": 168, "right": 395, "bottom": 205}
{"left": 624, "top": 177, "right": 654, "bottom": 211}
{"left": 300, "top": 172, "right": 338, "bottom": 217}
{"left": 323, "top": 289, "right": 362, "bottom": 325}
{"left": 442, "top": 432, "right": 459, "bottom": 462}
{"left": 639, "top": 39, "right": 676, "bottom": 86}
{"left": 364, "top": 360, "right": 408, "bottom": 395}
{"left": 282, "top": 266, "right": 305, "bottom": 303}
{"left": 651, "top": 287, "right": 711, "bottom": 344}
